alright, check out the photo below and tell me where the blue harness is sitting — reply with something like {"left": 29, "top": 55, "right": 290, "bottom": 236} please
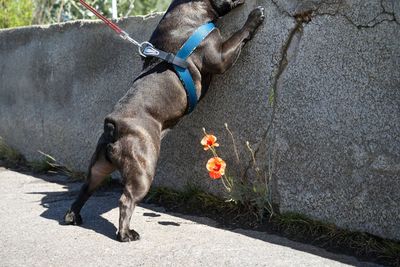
{"left": 143, "top": 22, "right": 216, "bottom": 113}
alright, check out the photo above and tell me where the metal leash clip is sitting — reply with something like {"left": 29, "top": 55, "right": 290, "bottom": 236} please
{"left": 139, "top": 42, "right": 160, "bottom": 58}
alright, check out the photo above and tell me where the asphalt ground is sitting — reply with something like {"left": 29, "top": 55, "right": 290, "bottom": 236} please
{"left": 0, "top": 167, "right": 380, "bottom": 267}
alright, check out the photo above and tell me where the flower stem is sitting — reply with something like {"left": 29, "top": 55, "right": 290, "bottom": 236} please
{"left": 225, "top": 123, "right": 240, "bottom": 164}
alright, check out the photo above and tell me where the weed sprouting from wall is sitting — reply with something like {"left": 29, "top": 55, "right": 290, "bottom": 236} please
{"left": 200, "top": 123, "right": 274, "bottom": 221}
{"left": 29, "top": 151, "right": 84, "bottom": 179}
{"left": 0, "top": 137, "right": 84, "bottom": 180}
{"left": 0, "top": 137, "right": 25, "bottom": 166}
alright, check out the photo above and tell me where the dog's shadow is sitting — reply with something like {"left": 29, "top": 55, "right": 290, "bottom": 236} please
{"left": 29, "top": 173, "right": 121, "bottom": 240}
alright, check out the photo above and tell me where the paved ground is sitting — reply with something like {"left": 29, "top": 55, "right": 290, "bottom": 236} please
{"left": 0, "top": 167, "right": 381, "bottom": 267}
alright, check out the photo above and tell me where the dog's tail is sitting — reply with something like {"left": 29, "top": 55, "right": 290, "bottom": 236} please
{"left": 102, "top": 119, "right": 118, "bottom": 164}
{"left": 103, "top": 119, "right": 117, "bottom": 143}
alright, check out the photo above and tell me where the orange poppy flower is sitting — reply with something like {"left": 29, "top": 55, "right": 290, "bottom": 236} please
{"left": 201, "top": 134, "right": 219, "bottom": 150}
{"left": 206, "top": 157, "right": 226, "bottom": 179}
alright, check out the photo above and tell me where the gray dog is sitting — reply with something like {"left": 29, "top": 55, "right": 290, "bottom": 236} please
{"left": 65, "top": 0, "right": 265, "bottom": 242}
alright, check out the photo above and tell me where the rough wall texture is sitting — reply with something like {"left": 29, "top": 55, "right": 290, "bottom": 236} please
{"left": 0, "top": 0, "right": 399, "bottom": 241}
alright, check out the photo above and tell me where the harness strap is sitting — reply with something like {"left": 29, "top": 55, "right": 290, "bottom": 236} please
{"left": 142, "top": 45, "right": 189, "bottom": 69}
{"left": 174, "top": 22, "right": 216, "bottom": 113}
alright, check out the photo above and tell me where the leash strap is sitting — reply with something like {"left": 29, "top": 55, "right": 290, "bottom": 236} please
{"left": 79, "top": 0, "right": 190, "bottom": 69}
{"left": 174, "top": 22, "right": 216, "bottom": 113}
{"left": 79, "top": 0, "right": 122, "bottom": 34}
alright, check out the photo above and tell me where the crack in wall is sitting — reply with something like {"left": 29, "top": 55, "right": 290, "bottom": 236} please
{"left": 379, "top": 0, "right": 399, "bottom": 25}
{"left": 341, "top": 13, "right": 397, "bottom": 29}
{"left": 271, "top": 0, "right": 399, "bottom": 27}
{"left": 270, "top": 0, "right": 293, "bottom": 17}
{"left": 241, "top": 8, "right": 311, "bottom": 181}
{"left": 242, "top": 0, "right": 399, "bottom": 187}
{"left": 314, "top": 0, "right": 399, "bottom": 28}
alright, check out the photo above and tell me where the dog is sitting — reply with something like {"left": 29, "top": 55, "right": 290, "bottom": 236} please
{"left": 64, "top": 0, "right": 265, "bottom": 242}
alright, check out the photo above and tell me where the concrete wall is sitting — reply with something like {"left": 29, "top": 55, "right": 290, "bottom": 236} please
{"left": 0, "top": 0, "right": 399, "bottom": 241}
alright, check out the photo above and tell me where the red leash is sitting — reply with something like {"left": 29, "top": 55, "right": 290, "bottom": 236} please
{"left": 79, "top": 0, "right": 157, "bottom": 57}
{"left": 78, "top": 0, "right": 189, "bottom": 69}
{"left": 79, "top": 0, "right": 122, "bottom": 34}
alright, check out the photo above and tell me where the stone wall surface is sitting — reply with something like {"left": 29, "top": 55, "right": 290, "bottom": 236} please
{"left": 0, "top": 0, "right": 399, "bottom": 240}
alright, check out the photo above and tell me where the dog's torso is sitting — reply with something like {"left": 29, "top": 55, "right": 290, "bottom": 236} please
{"left": 106, "top": 1, "right": 223, "bottom": 132}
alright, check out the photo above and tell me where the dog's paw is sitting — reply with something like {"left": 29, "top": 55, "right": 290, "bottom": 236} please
{"left": 64, "top": 209, "right": 83, "bottom": 225}
{"left": 244, "top": 6, "right": 265, "bottom": 40}
{"left": 117, "top": 229, "right": 141, "bottom": 242}
{"left": 233, "top": 0, "right": 245, "bottom": 8}
{"left": 248, "top": 6, "right": 265, "bottom": 26}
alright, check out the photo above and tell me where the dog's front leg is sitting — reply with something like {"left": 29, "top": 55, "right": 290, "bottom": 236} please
{"left": 204, "top": 6, "right": 265, "bottom": 74}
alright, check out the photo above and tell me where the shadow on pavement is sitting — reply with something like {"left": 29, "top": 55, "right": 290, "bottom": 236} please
{"left": 23, "top": 171, "right": 374, "bottom": 266}
{"left": 27, "top": 173, "right": 121, "bottom": 241}
{"left": 141, "top": 205, "right": 370, "bottom": 266}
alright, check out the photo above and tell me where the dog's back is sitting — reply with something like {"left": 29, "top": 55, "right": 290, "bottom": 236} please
{"left": 146, "top": 0, "right": 216, "bottom": 56}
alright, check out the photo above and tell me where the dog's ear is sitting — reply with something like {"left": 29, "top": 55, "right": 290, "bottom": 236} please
{"left": 209, "top": 0, "right": 235, "bottom": 16}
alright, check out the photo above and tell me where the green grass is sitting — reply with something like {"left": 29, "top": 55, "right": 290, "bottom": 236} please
{"left": 29, "top": 151, "right": 85, "bottom": 180}
{"left": 272, "top": 212, "right": 400, "bottom": 266}
{"left": 0, "top": 0, "right": 33, "bottom": 29}
{"left": 0, "top": 138, "right": 84, "bottom": 180}
{"left": 146, "top": 184, "right": 236, "bottom": 215}
{"left": 0, "top": 137, "right": 25, "bottom": 166}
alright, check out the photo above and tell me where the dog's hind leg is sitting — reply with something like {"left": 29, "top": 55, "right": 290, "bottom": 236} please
{"left": 114, "top": 133, "right": 159, "bottom": 242}
{"left": 64, "top": 133, "right": 116, "bottom": 225}
{"left": 116, "top": 177, "right": 151, "bottom": 242}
